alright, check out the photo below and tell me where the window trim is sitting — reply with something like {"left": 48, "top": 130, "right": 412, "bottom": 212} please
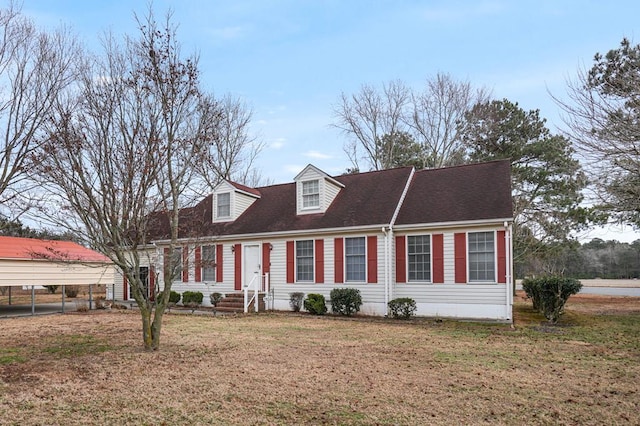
{"left": 301, "top": 179, "right": 320, "bottom": 210}
{"left": 295, "top": 239, "right": 315, "bottom": 283}
{"left": 344, "top": 236, "right": 366, "bottom": 283}
{"left": 467, "top": 230, "right": 497, "bottom": 283}
{"left": 406, "top": 234, "right": 432, "bottom": 283}
{"left": 216, "top": 192, "right": 231, "bottom": 219}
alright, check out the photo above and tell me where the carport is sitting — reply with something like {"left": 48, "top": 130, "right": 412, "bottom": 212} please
{"left": 0, "top": 236, "right": 113, "bottom": 316}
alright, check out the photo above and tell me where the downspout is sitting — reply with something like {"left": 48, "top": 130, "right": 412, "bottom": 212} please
{"left": 504, "top": 221, "right": 513, "bottom": 321}
{"left": 384, "top": 167, "right": 416, "bottom": 315}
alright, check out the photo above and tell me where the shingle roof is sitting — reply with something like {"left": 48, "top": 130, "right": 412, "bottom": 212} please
{"left": 395, "top": 159, "right": 513, "bottom": 225}
{"left": 0, "top": 236, "right": 112, "bottom": 262}
{"left": 147, "top": 160, "right": 513, "bottom": 241}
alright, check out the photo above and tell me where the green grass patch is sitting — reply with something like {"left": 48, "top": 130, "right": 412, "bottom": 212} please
{"left": 41, "top": 334, "right": 113, "bottom": 358}
{"left": 0, "top": 348, "right": 25, "bottom": 364}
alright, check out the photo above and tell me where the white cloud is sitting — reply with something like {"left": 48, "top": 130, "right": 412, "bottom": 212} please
{"left": 304, "top": 150, "right": 331, "bottom": 160}
{"left": 270, "top": 138, "right": 286, "bottom": 149}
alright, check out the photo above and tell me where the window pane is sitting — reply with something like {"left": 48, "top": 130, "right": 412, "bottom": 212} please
{"left": 171, "top": 248, "right": 183, "bottom": 281}
{"left": 296, "top": 240, "right": 314, "bottom": 281}
{"left": 202, "top": 245, "right": 216, "bottom": 281}
{"left": 302, "top": 180, "right": 320, "bottom": 208}
{"left": 468, "top": 232, "right": 495, "bottom": 282}
{"left": 217, "top": 193, "right": 230, "bottom": 218}
{"left": 345, "top": 237, "right": 365, "bottom": 282}
{"left": 408, "top": 235, "right": 431, "bottom": 282}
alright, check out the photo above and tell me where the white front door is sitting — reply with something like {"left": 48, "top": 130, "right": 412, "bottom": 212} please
{"left": 243, "top": 244, "right": 261, "bottom": 289}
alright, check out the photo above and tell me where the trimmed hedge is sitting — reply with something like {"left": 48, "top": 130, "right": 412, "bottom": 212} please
{"left": 304, "top": 293, "right": 327, "bottom": 315}
{"left": 210, "top": 292, "right": 223, "bottom": 307}
{"left": 330, "top": 288, "right": 362, "bottom": 316}
{"left": 182, "top": 291, "right": 203, "bottom": 306}
{"left": 388, "top": 297, "right": 417, "bottom": 319}
{"left": 522, "top": 276, "right": 582, "bottom": 323}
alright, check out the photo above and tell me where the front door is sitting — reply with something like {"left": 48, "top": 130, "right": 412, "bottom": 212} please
{"left": 243, "top": 244, "right": 261, "bottom": 290}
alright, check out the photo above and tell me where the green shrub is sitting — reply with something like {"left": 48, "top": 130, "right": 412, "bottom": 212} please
{"left": 64, "top": 285, "right": 79, "bottom": 298}
{"left": 330, "top": 288, "right": 362, "bottom": 316}
{"left": 304, "top": 293, "right": 327, "bottom": 315}
{"left": 522, "top": 276, "right": 582, "bottom": 323}
{"left": 44, "top": 285, "right": 59, "bottom": 294}
{"left": 289, "top": 292, "right": 305, "bottom": 312}
{"left": 182, "top": 291, "right": 203, "bottom": 306}
{"left": 158, "top": 290, "right": 181, "bottom": 305}
{"left": 210, "top": 292, "right": 223, "bottom": 307}
{"left": 388, "top": 298, "right": 417, "bottom": 319}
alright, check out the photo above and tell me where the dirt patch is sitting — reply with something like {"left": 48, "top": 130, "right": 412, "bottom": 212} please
{"left": 0, "top": 295, "right": 638, "bottom": 425}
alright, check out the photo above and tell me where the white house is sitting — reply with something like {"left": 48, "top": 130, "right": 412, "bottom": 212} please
{"left": 113, "top": 160, "right": 514, "bottom": 321}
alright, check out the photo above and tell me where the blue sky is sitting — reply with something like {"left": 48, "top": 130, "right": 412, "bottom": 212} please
{"left": 21, "top": 0, "right": 640, "bottom": 242}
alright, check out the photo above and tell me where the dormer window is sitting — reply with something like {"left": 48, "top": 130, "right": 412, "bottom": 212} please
{"left": 302, "top": 180, "right": 320, "bottom": 208}
{"left": 217, "top": 193, "right": 231, "bottom": 219}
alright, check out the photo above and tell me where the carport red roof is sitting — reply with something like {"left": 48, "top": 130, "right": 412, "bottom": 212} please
{"left": 0, "top": 236, "right": 111, "bottom": 263}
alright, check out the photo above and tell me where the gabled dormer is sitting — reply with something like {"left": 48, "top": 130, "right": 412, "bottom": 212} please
{"left": 294, "top": 164, "right": 345, "bottom": 215}
{"left": 212, "top": 180, "right": 261, "bottom": 223}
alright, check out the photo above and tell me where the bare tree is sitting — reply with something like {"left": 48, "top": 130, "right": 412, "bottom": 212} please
{"left": 33, "top": 9, "right": 216, "bottom": 350}
{"left": 333, "top": 79, "right": 410, "bottom": 171}
{"left": 558, "top": 38, "right": 640, "bottom": 228}
{"left": 196, "top": 93, "right": 265, "bottom": 188}
{"left": 408, "top": 72, "right": 491, "bottom": 169}
{"left": 0, "top": 2, "right": 76, "bottom": 223}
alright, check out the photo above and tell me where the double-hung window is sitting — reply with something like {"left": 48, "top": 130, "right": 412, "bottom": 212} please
{"left": 468, "top": 232, "right": 495, "bottom": 282}
{"left": 296, "top": 240, "right": 314, "bottom": 282}
{"left": 345, "top": 237, "right": 366, "bottom": 282}
{"left": 217, "top": 193, "right": 231, "bottom": 218}
{"left": 408, "top": 235, "right": 431, "bottom": 282}
{"left": 171, "top": 247, "right": 183, "bottom": 281}
{"left": 302, "top": 180, "right": 319, "bottom": 208}
{"left": 202, "top": 245, "right": 216, "bottom": 282}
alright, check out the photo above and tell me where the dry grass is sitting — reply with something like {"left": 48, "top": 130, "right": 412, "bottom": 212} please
{"left": 0, "top": 293, "right": 638, "bottom": 425}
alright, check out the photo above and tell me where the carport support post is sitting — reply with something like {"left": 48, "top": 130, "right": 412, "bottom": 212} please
{"left": 89, "top": 285, "right": 93, "bottom": 310}
{"left": 62, "top": 285, "right": 65, "bottom": 313}
{"left": 8, "top": 286, "right": 11, "bottom": 305}
{"left": 31, "top": 285, "right": 35, "bottom": 315}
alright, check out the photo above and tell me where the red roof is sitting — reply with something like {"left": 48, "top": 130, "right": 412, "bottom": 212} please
{"left": 0, "top": 236, "right": 112, "bottom": 263}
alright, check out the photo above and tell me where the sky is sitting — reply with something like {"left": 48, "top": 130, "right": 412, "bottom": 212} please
{"left": 20, "top": 0, "right": 640, "bottom": 243}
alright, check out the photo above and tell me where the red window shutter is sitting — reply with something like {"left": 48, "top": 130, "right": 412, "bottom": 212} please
{"left": 454, "top": 233, "right": 467, "bottom": 283}
{"left": 216, "top": 244, "right": 223, "bottom": 282}
{"left": 286, "top": 241, "right": 294, "bottom": 283}
{"left": 315, "top": 239, "right": 324, "bottom": 283}
{"left": 123, "top": 272, "right": 128, "bottom": 300}
{"left": 234, "top": 244, "right": 242, "bottom": 291}
{"left": 149, "top": 266, "right": 156, "bottom": 301}
{"left": 334, "top": 238, "right": 344, "bottom": 283}
{"left": 262, "top": 242, "right": 271, "bottom": 275}
{"left": 182, "top": 247, "right": 188, "bottom": 282}
{"left": 432, "top": 234, "right": 444, "bottom": 283}
{"left": 497, "top": 230, "right": 507, "bottom": 283}
{"left": 194, "top": 246, "right": 202, "bottom": 282}
{"left": 395, "top": 235, "right": 406, "bottom": 283}
{"left": 367, "top": 235, "right": 377, "bottom": 283}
